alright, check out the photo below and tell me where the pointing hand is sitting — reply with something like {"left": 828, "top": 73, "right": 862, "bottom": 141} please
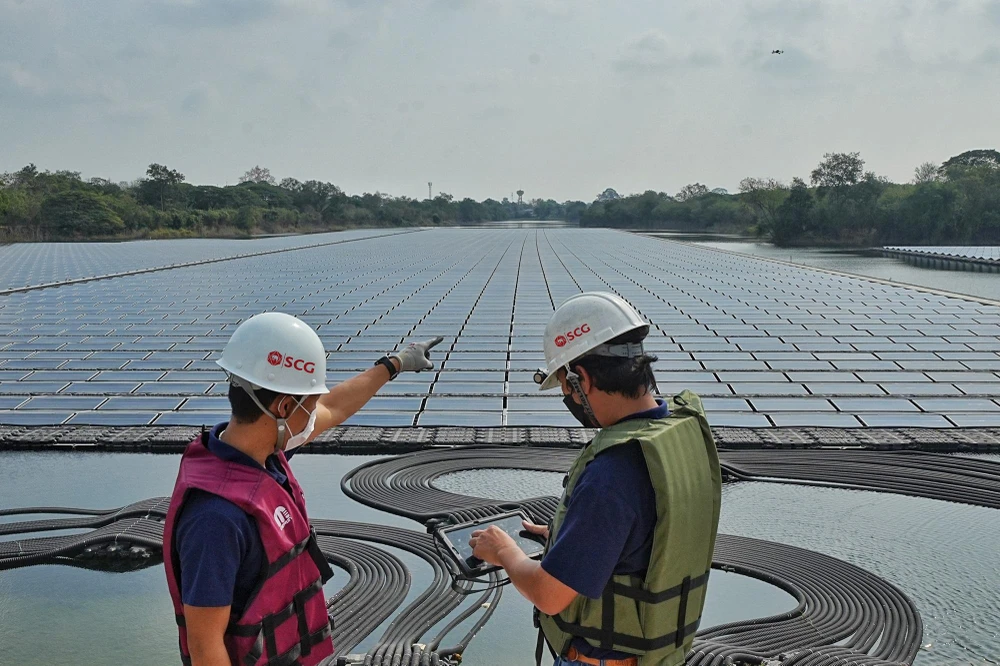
{"left": 391, "top": 336, "right": 445, "bottom": 373}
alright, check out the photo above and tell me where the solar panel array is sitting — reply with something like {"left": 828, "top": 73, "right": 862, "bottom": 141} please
{"left": 0, "top": 229, "right": 403, "bottom": 290}
{"left": 883, "top": 246, "right": 1000, "bottom": 261}
{"left": 1, "top": 228, "right": 999, "bottom": 428}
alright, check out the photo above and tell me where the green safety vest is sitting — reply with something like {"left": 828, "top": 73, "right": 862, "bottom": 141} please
{"left": 537, "top": 391, "right": 722, "bottom": 666}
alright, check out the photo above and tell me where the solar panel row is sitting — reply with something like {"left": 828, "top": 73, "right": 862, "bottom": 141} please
{"left": 1, "top": 228, "right": 998, "bottom": 428}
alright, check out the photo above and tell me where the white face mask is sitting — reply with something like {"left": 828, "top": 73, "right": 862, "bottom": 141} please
{"left": 278, "top": 398, "right": 317, "bottom": 453}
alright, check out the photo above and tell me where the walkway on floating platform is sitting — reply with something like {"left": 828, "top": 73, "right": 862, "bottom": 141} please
{"left": 882, "top": 246, "right": 1000, "bottom": 273}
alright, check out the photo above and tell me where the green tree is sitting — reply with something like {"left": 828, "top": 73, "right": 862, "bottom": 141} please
{"left": 939, "top": 149, "right": 1000, "bottom": 178}
{"left": 675, "top": 183, "right": 709, "bottom": 202}
{"left": 810, "top": 152, "right": 864, "bottom": 190}
{"left": 458, "top": 198, "right": 485, "bottom": 222}
{"left": 39, "top": 190, "right": 124, "bottom": 238}
{"left": 738, "top": 177, "right": 788, "bottom": 236}
{"left": 564, "top": 200, "right": 588, "bottom": 223}
{"left": 912, "top": 162, "right": 940, "bottom": 185}
{"left": 234, "top": 206, "right": 262, "bottom": 233}
{"left": 139, "top": 163, "right": 186, "bottom": 210}
{"left": 772, "top": 178, "right": 814, "bottom": 246}
{"left": 239, "top": 165, "right": 276, "bottom": 185}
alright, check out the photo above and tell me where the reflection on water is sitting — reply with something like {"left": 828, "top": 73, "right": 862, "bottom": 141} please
{"left": 720, "top": 482, "right": 1000, "bottom": 665}
{"left": 2, "top": 452, "right": 997, "bottom": 665}
{"left": 456, "top": 219, "right": 578, "bottom": 229}
{"left": 692, "top": 240, "right": 1000, "bottom": 302}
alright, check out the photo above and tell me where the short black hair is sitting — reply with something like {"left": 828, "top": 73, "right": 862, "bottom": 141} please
{"left": 228, "top": 382, "right": 281, "bottom": 425}
{"left": 570, "top": 328, "right": 657, "bottom": 399}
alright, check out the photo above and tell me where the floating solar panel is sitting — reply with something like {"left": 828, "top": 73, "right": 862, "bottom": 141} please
{"left": 0, "top": 228, "right": 997, "bottom": 429}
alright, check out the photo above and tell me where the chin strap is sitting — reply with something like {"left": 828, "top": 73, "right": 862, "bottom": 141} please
{"left": 228, "top": 374, "right": 294, "bottom": 451}
{"left": 565, "top": 368, "right": 600, "bottom": 428}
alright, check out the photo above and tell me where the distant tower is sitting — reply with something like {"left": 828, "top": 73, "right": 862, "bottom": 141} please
{"left": 516, "top": 189, "right": 524, "bottom": 205}
{"left": 428, "top": 182, "right": 433, "bottom": 199}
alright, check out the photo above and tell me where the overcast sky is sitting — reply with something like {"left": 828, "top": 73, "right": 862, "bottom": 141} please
{"left": 2, "top": 0, "right": 998, "bottom": 201}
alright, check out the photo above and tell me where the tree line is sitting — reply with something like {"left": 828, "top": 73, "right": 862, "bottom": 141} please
{"left": 581, "top": 149, "right": 1000, "bottom": 246}
{"left": 0, "top": 164, "right": 583, "bottom": 241}
{"left": 2, "top": 149, "right": 998, "bottom": 246}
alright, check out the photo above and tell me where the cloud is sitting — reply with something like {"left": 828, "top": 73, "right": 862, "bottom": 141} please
{"left": 180, "top": 82, "right": 218, "bottom": 113}
{"left": 472, "top": 104, "right": 513, "bottom": 121}
{"left": 743, "top": 0, "right": 825, "bottom": 25}
{"left": 612, "top": 31, "right": 721, "bottom": 75}
{"left": 0, "top": 60, "right": 103, "bottom": 109}
{"left": 876, "top": 38, "right": 1000, "bottom": 72}
{"left": 0, "top": 61, "right": 47, "bottom": 95}
{"left": 978, "top": 46, "right": 1000, "bottom": 64}
{"left": 986, "top": 0, "right": 1000, "bottom": 25}
{"left": 150, "top": 0, "right": 281, "bottom": 28}
{"left": 432, "top": 0, "right": 581, "bottom": 20}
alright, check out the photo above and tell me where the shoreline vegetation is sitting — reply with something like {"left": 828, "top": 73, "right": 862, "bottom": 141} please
{"left": 1, "top": 150, "right": 998, "bottom": 247}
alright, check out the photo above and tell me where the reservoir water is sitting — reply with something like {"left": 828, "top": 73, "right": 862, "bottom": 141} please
{"left": 2, "top": 452, "right": 998, "bottom": 664}
{"left": 690, "top": 239, "right": 1000, "bottom": 303}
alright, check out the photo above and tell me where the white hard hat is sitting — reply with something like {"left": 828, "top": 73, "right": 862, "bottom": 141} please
{"left": 217, "top": 312, "right": 328, "bottom": 395}
{"left": 536, "top": 292, "right": 649, "bottom": 391}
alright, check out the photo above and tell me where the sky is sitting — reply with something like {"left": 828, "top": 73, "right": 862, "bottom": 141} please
{"left": 1, "top": 0, "right": 998, "bottom": 202}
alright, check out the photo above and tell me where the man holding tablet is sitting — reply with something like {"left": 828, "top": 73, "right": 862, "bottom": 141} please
{"left": 470, "top": 292, "right": 722, "bottom": 666}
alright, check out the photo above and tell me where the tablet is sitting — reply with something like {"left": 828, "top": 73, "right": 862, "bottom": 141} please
{"left": 436, "top": 510, "right": 546, "bottom": 577}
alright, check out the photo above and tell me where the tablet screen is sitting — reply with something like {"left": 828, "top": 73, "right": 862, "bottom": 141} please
{"left": 442, "top": 513, "right": 546, "bottom": 567}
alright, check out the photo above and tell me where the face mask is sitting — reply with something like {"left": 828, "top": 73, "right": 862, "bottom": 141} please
{"left": 563, "top": 394, "right": 598, "bottom": 428}
{"left": 279, "top": 398, "right": 317, "bottom": 452}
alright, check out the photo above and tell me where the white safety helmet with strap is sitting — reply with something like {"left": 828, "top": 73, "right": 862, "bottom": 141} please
{"left": 535, "top": 291, "right": 650, "bottom": 391}
{"left": 217, "top": 312, "right": 328, "bottom": 449}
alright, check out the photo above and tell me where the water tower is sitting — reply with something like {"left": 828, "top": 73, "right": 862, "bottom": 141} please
{"left": 516, "top": 189, "right": 524, "bottom": 205}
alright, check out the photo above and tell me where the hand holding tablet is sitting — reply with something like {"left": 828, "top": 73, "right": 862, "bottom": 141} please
{"left": 435, "top": 511, "right": 545, "bottom": 577}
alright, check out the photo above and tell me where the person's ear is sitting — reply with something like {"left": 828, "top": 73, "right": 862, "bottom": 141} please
{"left": 575, "top": 364, "right": 593, "bottom": 395}
{"left": 272, "top": 395, "right": 290, "bottom": 419}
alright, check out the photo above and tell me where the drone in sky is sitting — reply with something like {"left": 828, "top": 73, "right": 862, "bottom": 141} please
{"left": 772, "top": 49, "right": 784, "bottom": 55}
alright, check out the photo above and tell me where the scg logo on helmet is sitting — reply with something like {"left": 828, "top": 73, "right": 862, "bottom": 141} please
{"left": 554, "top": 323, "right": 590, "bottom": 348}
{"left": 267, "top": 350, "right": 316, "bottom": 374}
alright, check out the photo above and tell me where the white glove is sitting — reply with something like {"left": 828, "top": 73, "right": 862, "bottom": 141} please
{"left": 391, "top": 336, "right": 444, "bottom": 372}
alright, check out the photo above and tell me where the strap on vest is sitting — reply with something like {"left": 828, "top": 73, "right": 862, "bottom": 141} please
{"left": 293, "top": 586, "right": 313, "bottom": 658}
{"left": 266, "top": 532, "right": 313, "bottom": 578}
{"left": 241, "top": 622, "right": 332, "bottom": 666}
{"left": 306, "top": 528, "right": 335, "bottom": 584}
{"left": 675, "top": 576, "right": 691, "bottom": 649}
{"left": 545, "top": 569, "right": 709, "bottom": 655}
{"left": 263, "top": 529, "right": 333, "bottom": 584}
{"left": 550, "top": 614, "right": 701, "bottom": 653}
{"left": 600, "top": 581, "right": 616, "bottom": 649}
{"left": 228, "top": 576, "right": 328, "bottom": 665}
{"left": 244, "top": 631, "right": 265, "bottom": 666}
{"left": 611, "top": 570, "right": 709, "bottom": 604}
{"left": 534, "top": 608, "right": 557, "bottom": 666}
{"left": 228, "top": 577, "right": 325, "bottom": 637}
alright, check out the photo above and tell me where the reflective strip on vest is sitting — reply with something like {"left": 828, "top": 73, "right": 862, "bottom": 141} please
{"left": 537, "top": 391, "right": 722, "bottom": 666}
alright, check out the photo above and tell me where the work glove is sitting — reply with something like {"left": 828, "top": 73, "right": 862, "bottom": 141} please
{"left": 391, "top": 336, "right": 444, "bottom": 372}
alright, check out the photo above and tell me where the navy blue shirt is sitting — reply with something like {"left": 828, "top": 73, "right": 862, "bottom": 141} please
{"left": 541, "top": 400, "right": 668, "bottom": 659}
{"left": 174, "top": 423, "right": 295, "bottom": 613}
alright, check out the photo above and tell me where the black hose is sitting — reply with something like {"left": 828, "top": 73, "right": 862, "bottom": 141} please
{"left": 8, "top": 444, "right": 994, "bottom": 664}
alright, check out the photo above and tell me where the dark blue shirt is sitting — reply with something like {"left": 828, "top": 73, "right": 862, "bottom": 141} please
{"left": 174, "top": 423, "right": 295, "bottom": 613}
{"left": 541, "top": 400, "right": 668, "bottom": 659}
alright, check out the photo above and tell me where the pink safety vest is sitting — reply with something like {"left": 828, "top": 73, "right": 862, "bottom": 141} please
{"left": 163, "top": 433, "right": 335, "bottom": 666}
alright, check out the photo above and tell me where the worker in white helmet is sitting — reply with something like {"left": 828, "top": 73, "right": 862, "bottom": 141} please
{"left": 162, "top": 312, "right": 442, "bottom": 666}
{"left": 470, "top": 292, "right": 721, "bottom": 666}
